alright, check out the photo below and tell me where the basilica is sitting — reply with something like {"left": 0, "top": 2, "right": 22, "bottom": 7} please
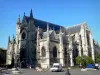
{"left": 6, "top": 9, "right": 95, "bottom": 68}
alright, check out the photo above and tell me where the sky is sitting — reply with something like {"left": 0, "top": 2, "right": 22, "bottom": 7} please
{"left": 0, "top": 0, "right": 100, "bottom": 49}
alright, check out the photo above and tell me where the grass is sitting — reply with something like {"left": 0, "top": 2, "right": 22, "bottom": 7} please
{"left": 62, "top": 66, "right": 82, "bottom": 70}
{"left": 71, "top": 66, "right": 81, "bottom": 69}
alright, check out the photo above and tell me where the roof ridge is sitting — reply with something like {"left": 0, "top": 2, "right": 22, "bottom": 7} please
{"left": 66, "top": 23, "right": 82, "bottom": 29}
{"left": 34, "top": 18, "right": 63, "bottom": 27}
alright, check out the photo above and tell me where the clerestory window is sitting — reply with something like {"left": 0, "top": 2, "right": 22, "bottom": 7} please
{"left": 41, "top": 46, "right": 46, "bottom": 57}
{"left": 53, "top": 46, "right": 57, "bottom": 57}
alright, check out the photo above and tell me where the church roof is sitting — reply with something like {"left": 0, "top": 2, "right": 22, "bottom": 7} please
{"left": 25, "top": 16, "right": 64, "bottom": 31}
{"left": 24, "top": 16, "right": 82, "bottom": 34}
{"left": 66, "top": 25, "right": 82, "bottom": 34}
{"left": 63, "top": 35, "right": 69, "bottom": 43}
{"left": 42, "top": 30, "right": 53, "bottom": 39}
{"left": 42, "top": 30, "right": 60, "bottom": 40}
{"left": 34, "top": 18, "right": 62, "bottom": 31}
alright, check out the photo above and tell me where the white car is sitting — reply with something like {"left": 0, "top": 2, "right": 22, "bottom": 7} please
{"left": 98, "top": 64, "right": 100, "bottom": 69}
{"left": 95, "top": 63, "right": 100, "bottom": 69}
{"left": 50, "top": 63, "right": 62, "bottom": 72}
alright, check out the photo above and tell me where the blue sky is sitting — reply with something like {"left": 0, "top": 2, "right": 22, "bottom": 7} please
{"left": 0, "top": 0, "right": 100, "bottom": 49}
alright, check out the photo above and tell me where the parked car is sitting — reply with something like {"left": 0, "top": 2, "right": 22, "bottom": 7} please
{"left": 50, "top": 63, "right": 62, "bottom": 72}
{"left": 95, "top": 63, "right": 100, "bottom": 70}
{"left": 98, "top": 64, "right": 100, "bottom": 69}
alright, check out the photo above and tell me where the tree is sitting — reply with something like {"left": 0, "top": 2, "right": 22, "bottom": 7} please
{"left": 85, "top": 56, "right": 94, "bottom": 66}
{"left": 0, "top": 48, "right": 5, "bottom": 51}
{"left": 0, "top": 48, "right": 6, "bottom": 65}
{"left": 95, "top": 54, "right": 100, "bottom": 63}
{"left": 76, "top": 56, "right": 83, "bottom": 67}
{"left": 76, "top": 56, "right": 94, "bottom": 67}
{"left": 81, "top": 55, "right": 86, "bottom": 67}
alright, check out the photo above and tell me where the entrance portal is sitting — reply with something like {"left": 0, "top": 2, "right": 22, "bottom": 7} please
{"left": 20, "top": 48, "right": 27, "bottom": 68}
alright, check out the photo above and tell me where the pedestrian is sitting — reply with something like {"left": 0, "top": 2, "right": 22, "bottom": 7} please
{"left": 29, "top": 65, "right": 31, "bottom": 69}
{"left": 65, "top": 69, "right": 71, "bottom": 75}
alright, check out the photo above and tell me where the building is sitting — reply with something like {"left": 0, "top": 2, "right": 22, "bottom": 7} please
{"left": 0, "top": 48, "right": 6, "bottom": 66}
{"left": 6, "top": 9, "right": 95, "bottom": 68}
{"left": 93, "top": 40, "right": 100, "bottom": 55}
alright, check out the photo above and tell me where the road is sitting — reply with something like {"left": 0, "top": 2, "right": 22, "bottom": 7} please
{"left": 1, "top": 68, "right": 100, "bottom": 75}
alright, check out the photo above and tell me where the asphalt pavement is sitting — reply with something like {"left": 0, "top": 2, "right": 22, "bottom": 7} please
{"left": 1, "top": 68, "right": 100, "bottom": 75}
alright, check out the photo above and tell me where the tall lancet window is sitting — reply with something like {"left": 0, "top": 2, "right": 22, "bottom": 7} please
{"left": 22, "top": 32, "right": 26, "bottom": 40}
{"left": 53, "top": 46, "right": 57, "bottom": 57}
{"left": 64, "top": 48, "right": 67, "bottom": 55}
{"left": 41, "top": 46, "right": 46, "bottom": 57}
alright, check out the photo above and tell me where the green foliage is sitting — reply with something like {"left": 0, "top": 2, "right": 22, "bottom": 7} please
{"left": 95, "top": 54, "right": 100, "bottom": 63}
{"left": 76, "top": 56, "right": 82, "bottom": 65}
{"left": 76, "top": 56, "right": 94, "bottom": 67}
{"left": 85, "top": 56, "right": 94, "bottom": 66}
{"left": 0, "top": 48, "right": 4, "bottom": 50}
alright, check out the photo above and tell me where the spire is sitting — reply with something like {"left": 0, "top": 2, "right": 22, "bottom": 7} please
{"left": 59, "top": 26, "right": 63, "bottom": 45}
{"left": 37, "top": 26, "right": 40, "bottom": 34}
{"left": 13, "top": 34, "right": 14, "bottom": 38}
{"left": 53, "top": 27, "right": 54, "bottom": 31}
{"left": 24, "top": 12, "right": 25, "bottom": 16}
{"left": 37, "top": 26, "right": 40, "bottom": 58}
{"left": 30, "top": 9, "right": 33, "bottom": 19}
{"left": 60, "top": 26, "right": 62, "bottom": 34}
{"left": 13, "top": 34, "right": 15, "bottom": 42}
{"left": 17, "top": 15, "right": 20, "bottom": 24}
{"left": 22, "top": 12, "right": 26, "bottom": 23}
{"left": 38, "top": 26, "right": 39, "bottom": 31}
{"left": 47, "top": 23, "right": 50, "bottom": 38}
{"left": 8, "top": 36, "right": 10, "bottom": 42}
{"left": 37, "top": 26, "right": 40, "bottom": 39}
{"left": 47, "top": 23, "right": 49, "bottom": 32}
{"left": 22, "top": 12, "right": 26, "bottom": 19}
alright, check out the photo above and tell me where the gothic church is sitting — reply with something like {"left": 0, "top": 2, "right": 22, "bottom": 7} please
{"left": 6, "top": 9, "right": 95, "bottom": 68}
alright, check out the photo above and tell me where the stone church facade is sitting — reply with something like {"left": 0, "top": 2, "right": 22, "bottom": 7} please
{"left": 6, "top": 9, "right": 95, "bottom": 68}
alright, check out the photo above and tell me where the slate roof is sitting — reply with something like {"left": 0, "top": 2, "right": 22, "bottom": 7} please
{"left": 42, "top": 30, "right": 60, "bottom": 40}
{"left": 25, "top": 16, "right": 30, "bottom": 23}
{"left": 25, "top": 16, "right": 64, "bottom": 31}
{"left": 42, "top": 30, "right": 53, "bottom": 39}
{"left": 66, "top": 25, "right": 82, "bottom": 34}
{"left": 63, "top": 35, "right": 69, "bottom": 43}
{"left": 25, "top": 16, "right": 82, "bottom": 34}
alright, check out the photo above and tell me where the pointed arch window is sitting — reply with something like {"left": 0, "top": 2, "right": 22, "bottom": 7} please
{"left": 22, "top": 32, "right": 26, "bottom": 40}
{"left": 41, "top": 46, "right": 46, "bottom": 57}
{"left": 53, "top": 46, "right": 57, "bottom": 57}
{"left": 64, "top": 48, "right": 67, "bottom": 55}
